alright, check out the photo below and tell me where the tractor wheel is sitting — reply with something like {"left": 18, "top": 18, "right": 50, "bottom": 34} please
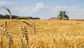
{"left": 63, "top": 16, "right": 69, "bottom": 20}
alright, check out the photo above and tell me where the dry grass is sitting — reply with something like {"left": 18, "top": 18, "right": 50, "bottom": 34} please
{"left": 0, "top": 19, "right": 84, "bottom": 48}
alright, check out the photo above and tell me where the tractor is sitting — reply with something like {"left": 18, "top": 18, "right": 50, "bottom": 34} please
{"left": 57, "top": 11, "right": 69, "bottom": 20}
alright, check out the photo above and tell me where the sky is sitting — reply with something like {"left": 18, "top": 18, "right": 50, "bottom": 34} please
{"left": 0, "top": 0, "right": 84, "bottom": 19}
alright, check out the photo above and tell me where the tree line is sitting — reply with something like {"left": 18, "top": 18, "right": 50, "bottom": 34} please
{"left": 0, "top": 14, "right": 40, "bottom": 19}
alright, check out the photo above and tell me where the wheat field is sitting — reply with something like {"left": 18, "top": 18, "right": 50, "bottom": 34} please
{"left": 0, "top": 19, "right": 84, "bottom": 48}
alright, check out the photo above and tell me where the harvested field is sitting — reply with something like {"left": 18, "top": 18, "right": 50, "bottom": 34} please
{"left": 0, "top": 19, "right": 84, "bottom": 48}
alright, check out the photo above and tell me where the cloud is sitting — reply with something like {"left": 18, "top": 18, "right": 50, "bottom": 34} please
{"left": 0, "top": 0, "right": 6, "bottom": 5}
{"left": 30, "top": 2, "right": 44, "bottom": 14}
{"left": 12, "top": 2, "right": 45, "bottom": 16}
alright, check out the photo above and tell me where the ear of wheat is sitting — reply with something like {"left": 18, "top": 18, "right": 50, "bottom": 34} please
{"left": 21, "top": 20, "right": 36, "bottom": 35}
{"left": 0, "top": 27, "right": 4, "bottom": 48}
{"left": 0, "top": 7, "right": 12, "bottom": 20}
{"left": 0, "top": 21, "right": 13, "bottom": 48}
{"left": 20, "top": 26, "right": 29, "bottom": 48}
